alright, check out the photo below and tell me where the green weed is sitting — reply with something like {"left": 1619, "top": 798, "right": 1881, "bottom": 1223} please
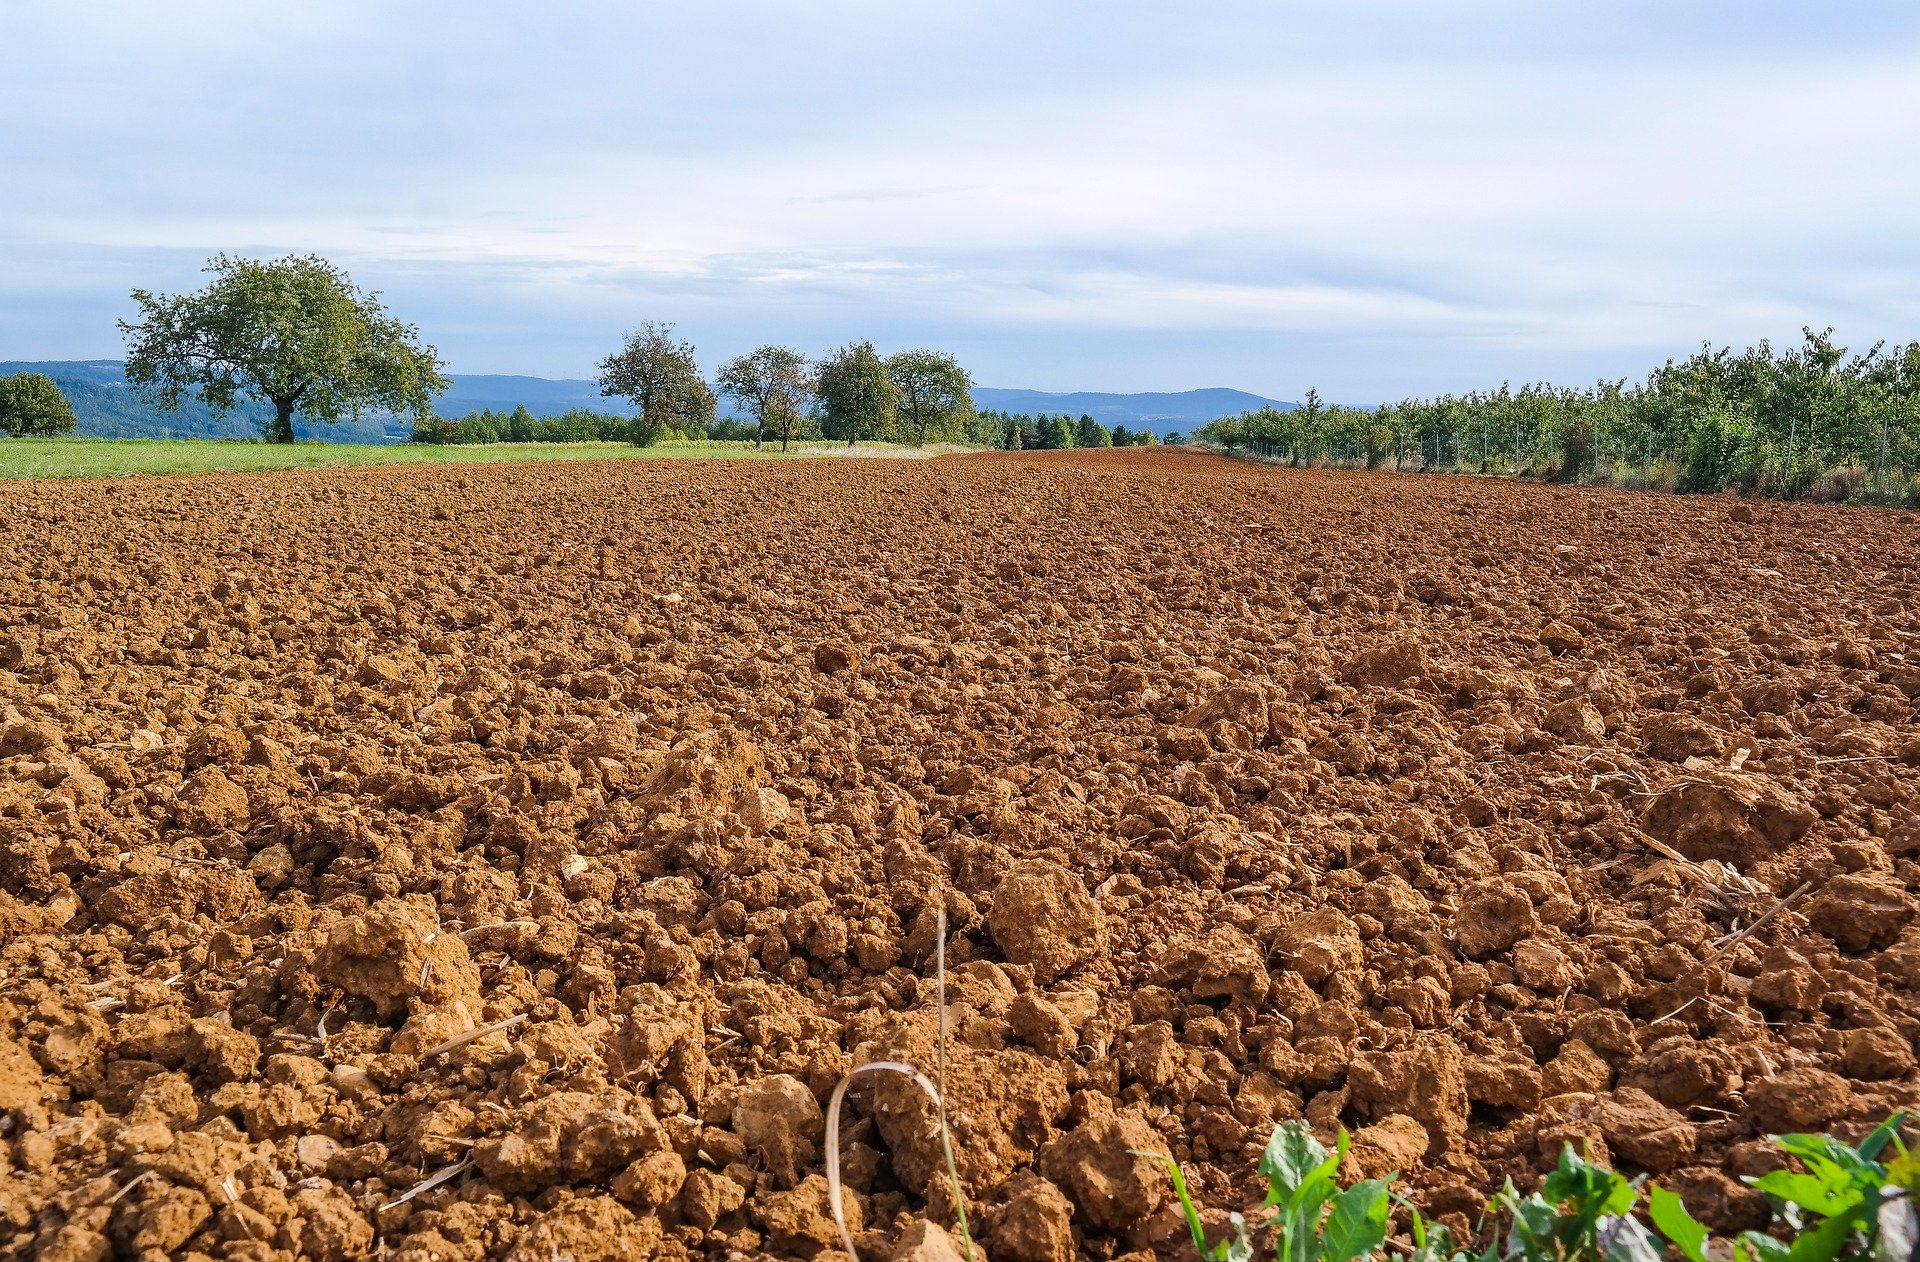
{"left": 1146, "top": 1114, "right": 1914, "bottom": 1262}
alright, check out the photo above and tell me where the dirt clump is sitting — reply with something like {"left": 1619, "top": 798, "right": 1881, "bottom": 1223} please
{"left": 986, "top": 861, "right": 1106, "bottom": 983}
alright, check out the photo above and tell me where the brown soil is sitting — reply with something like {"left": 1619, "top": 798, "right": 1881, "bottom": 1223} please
{"left": 1, "top": 449, "right": 1917, "bottom": 1261}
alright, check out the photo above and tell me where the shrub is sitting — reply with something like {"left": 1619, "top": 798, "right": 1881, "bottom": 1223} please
{"left": 1680, "top": 406, "right": 1758, "bottom": 493}
{"left": 1806, "top": 464, "right": 1869, "bottom": 503}
{"left": 1556, "top": 418, "right": 1597, "bottom": 482}
{"left": 625, "top": 416, "right": 667, "bottom": 448}
{"left": 0, "top": 372, "right": 79, "bottom": 436}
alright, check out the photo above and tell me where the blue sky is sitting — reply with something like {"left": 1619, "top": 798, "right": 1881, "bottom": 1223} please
{"left": 3, "top": 1, "right": 1917, "bottom": 401}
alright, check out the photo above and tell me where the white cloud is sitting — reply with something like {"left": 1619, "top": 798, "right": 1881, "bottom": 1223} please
{"left": 3, "top": 1, "right": 1918, "bottom": 396}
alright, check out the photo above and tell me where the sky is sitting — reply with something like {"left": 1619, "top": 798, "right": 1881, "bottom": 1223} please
{"left": 3, "top": 1, "right": 1919, "bottom": 402}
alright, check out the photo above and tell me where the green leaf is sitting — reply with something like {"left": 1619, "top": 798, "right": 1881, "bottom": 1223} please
{"left": 1648, "top": 1186, "right": 1711, "bottom": 1262}
{"left": 1260, "top": 1122, "right": 1332, "bottom": 1206}
{"left": 1322, "top": 1180, "right": 1393, "bottom": 1262}
{"left": 1738, "top": 1230, "right": 1792, "bottom": 1262}
{"left": 1506, "top": 1192, "right": 1565, "bottom": 1262}
{"left": 1132, "top": 1150, "right": 1216, "bottom": 1260}
{"left": 1782, "top": 1204, "right": 1863, "bottom": 1262}
{"left": 1753, "top": 1170, "right": 1854, "bottom": 1217}
{"left": 1857, "top": 1112, "right": 1909, "bottom": 1164}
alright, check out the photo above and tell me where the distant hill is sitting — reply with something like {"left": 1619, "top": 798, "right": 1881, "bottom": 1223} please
{"left": 0, "top": 360, "right": 405, "bottom": 443}
{"left": 972, "top": 387, "right": 1294, "bottom": 435}
{"left": 2, "top": 362, "right": 1289, "bottom": 443}
{"left": 0, "top": 362, "right": 632, "bottom": 443}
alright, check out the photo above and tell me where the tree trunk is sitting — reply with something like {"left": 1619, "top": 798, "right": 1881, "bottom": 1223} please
{"left": 270, "top": 398, "right": 296, "bottom": 444}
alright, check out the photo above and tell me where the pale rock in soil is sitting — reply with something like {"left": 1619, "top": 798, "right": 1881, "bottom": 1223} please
{"left": 732, "top": 1072, "right": 823, "bottom": 1189}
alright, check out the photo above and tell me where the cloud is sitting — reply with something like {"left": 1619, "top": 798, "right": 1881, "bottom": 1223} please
{"left": 2, "top": 1, "right": 1918, "bottom": 397}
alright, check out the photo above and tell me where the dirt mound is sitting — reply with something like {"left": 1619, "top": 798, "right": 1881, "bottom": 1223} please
{"left": 0, "top": 450, "right": 1916, "bottom": 1259}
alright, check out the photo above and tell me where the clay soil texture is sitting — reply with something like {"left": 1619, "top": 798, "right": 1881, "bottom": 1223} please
{"left": 2, "top": 449, "right": 1918, "bottom": 1262}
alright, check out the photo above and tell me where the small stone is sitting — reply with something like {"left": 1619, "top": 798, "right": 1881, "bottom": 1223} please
{"left": 295, "top": 1134, "right": 342, "bottom": 1171}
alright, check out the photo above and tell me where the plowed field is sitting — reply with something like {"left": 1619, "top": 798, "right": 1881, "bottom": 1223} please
{"left": 2, "top": 449, "right": 1917, "bottom": 1262}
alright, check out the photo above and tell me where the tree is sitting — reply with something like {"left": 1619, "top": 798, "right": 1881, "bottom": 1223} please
{"left": 120, "top": 254, "right": 445, "bottom": 444}
{"left": 0, "top": 373, "right": 78, "bottom": 437}
{"left": 598, "top": 322, "right": 716, "bottom": 445}
{"left": 1034, "top": 414, "right": 1074, "bottom": 449}
{"left": 1075, "top": 413, "right": 1113, "bottom": 448}
{"left": 886, "top": 350, "right": 973, "bottom": 444}
{"left": 814, "top": 342, "right": 900, "bottom": 447}
{"left": 717, "top": 346, "right": 812, "bottom": 451}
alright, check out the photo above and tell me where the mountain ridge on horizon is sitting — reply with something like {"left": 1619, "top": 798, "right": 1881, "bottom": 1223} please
{"left": 0, "top": 360, "right": 1294, "bottom": 442}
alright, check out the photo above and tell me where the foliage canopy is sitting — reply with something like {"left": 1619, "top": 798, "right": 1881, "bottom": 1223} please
{"left": 814, "top": 342, "right": 901, "bottom": 447}
{"left": 718, "top": 345, "right": 814, "bottom": 451}
{"left": 886, "top": 349, "right": 974, "bottom": 445}
{"left": 597, "top": 322, "right": 716, "bottom": 445}
{"left": 1194, "top": 330, "right": 1920, "bottom": 504}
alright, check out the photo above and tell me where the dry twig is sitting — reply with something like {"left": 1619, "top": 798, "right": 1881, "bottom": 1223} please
{"left": 376, "top": 1158, "right": 473, "bottom": 1212}
{"left": 419, "top": 1012, "right": 528, "bottom": 1061}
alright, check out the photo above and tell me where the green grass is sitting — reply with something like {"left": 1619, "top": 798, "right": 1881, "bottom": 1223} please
{"left": 0, "top": 437, "right": 931, "bottom": 481}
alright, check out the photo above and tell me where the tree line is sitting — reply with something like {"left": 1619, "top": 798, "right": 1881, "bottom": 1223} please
{"left": 599, "top": 326, "right": 977, "bottom": 451}
{"left": 408, "top": 406, "right": 636, "bottom": 446}
{"left": 974, "top": 409, "right": 1169, "bottom": 450}
{"left": 409, "top": 401, "right": 1182, "bottom": 451}
{"left": 102, "top": 255, "right": 992, "bottom": 449}
{"left": 1194, "top": 331, "right": 1920, "bottom": 504}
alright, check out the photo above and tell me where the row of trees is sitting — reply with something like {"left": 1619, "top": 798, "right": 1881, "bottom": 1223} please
{"left": 973, "top": 409, "right": 1168, "bottom": 450}
{"left": 0, "top": 373, "right": 78, "bottom": 436}
{"left": 597, "top": 326, "right": 976, "bottom": 450}
{"left": 1195, "top": 331, "right": 1920, "bottom": 503}
{"left": 108, "top": 256, "right": 990, "bottom": 449}
{"left": 408, "top": 406, "right": 636, "bottom": 445}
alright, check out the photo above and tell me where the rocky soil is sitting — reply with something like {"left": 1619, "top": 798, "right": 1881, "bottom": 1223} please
{"left": 1, "top": 449, "right": 1916, "bottom": 1261}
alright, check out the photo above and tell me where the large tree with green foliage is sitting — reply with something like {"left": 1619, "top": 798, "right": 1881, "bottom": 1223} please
{"left": 813, "top": 342, "right": 900, "bottom": 447}
{"left": 886, "top": 349, "right": 973, "bottom": 445}
{"left": 597, "top": 322, "right": 716, "bottom": 445}
{"left": 0, "top": 373, "right": 78, "bottom": 437}
{"left": 717, "top": 346, "right": 813, "bottom": 451}
{"left": 120, "top": 254, "right": 445, "bottom": 444}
